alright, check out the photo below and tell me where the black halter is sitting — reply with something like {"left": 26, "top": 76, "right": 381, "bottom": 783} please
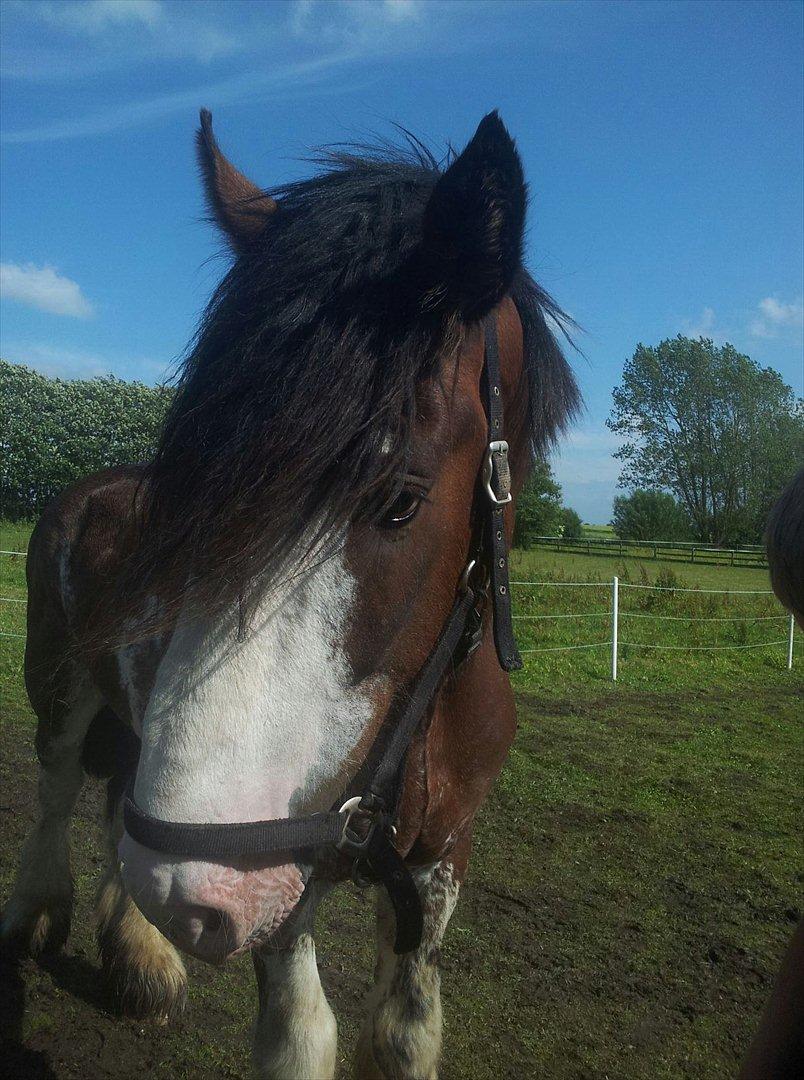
{"left": 124, "top": 312, "right": 521, "bottom": 954}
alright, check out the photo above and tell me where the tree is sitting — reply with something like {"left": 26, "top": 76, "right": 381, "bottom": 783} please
{"left": 513, "top": 459, "right": 563, "bottom": 548}
{"left": 561, "top": 506, "right": 583, "bottom": 540}
{"left": 0, "top": 360, "right": 172, "bottom": 520}
{"left": 611, "top": 489, "right": 691, "bottom": 541}
{"left": 607, "top": 337, "right": 804, "bottom": 545}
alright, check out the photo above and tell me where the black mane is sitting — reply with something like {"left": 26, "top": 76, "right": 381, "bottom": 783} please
{"left": 132, "top": 140, "right": 579, "bottom": 627}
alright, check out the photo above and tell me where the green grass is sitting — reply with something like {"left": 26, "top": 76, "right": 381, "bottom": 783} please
{"left": 581, "top": 523, "right": 615, "bottom": 539}
{"left": 2, "top": 520, "right": 802, "bottom": 1078}
{"left": 508, "top": 546, "right": 796, "bottom": 695}
{"left": 0, "top": 519, "right": 33, "bottom": 555}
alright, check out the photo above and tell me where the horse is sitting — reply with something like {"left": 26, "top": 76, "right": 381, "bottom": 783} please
{"left": 737, "top": 467, "right": 804, "bottom": 1080}
{"left": 1, "top": 109, "right": 579, "bottom": 1079}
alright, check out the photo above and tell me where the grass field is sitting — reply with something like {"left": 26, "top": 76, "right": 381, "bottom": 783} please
{"left": 581, "top": 524, "right": 616, "bottom": 541}
{"left": 1, "top": 522, "right": 802, "bottom": 1079}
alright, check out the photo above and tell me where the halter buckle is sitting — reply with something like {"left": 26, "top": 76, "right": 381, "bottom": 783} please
{"left": 482, "top": 440, "right": 512, "bottom": 506}
{"left": 337, "top": 795, "right": 383, "bottom": 855}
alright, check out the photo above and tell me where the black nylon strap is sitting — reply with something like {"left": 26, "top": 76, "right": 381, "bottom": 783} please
{"left": 481, "top": 315, "right": 523, "bottom": 672}
{"left": 364, "top": 586, "right": 477, "bottom": 806}
{"left": 363, "top": 827, "right": 424, "bottom": 954}
{"left": 123, "top": 799, "right": 345, "bottom": 858}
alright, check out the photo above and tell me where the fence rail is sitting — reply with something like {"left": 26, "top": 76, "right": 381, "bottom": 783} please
{"left": 1, "top": 553, "right": 797, "bottom": 677}
{"left": 527, "top": 535, "right": 767, "bottom": 568}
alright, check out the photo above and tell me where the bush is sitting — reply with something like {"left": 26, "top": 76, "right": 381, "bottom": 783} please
{"left": 0, "top": 359, "right": 172, "bottom": 520}
{"left": 561, "top": 507, "right": 583, "bottom": 540}
{"left": 611, "top": 490, "right": 692, "bottom": 542}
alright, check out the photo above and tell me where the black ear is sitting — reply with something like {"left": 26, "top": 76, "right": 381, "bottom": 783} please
{"left": 419, "top": 112, "right": 526, "bottom": 320}
{"left": 196, "top": 109, "right": 277, "bottom": 253}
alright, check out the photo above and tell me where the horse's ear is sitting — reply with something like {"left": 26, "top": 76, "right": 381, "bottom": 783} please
{"left": 420, "top": 111, "right": 526, "bottom": 320}
{"left": 196, "top": 109, "right": 277, "bottom": 252}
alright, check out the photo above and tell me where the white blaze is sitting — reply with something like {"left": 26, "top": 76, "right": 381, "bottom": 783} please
{"left": 133, "top": 549, "right": 374, "bottom": 824}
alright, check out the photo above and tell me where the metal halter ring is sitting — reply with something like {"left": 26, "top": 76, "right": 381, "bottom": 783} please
{"left": 337, "top": 796, "right": 381, "bottom": 854}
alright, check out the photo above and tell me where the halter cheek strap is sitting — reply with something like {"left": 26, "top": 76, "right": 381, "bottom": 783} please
{"left": 123, "top": 311, "right": 520, "bottom": 955}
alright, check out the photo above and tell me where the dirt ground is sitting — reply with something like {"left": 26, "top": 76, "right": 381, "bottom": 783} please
{"left": 1, "top": 685, "right": 801, "bottom": 1079}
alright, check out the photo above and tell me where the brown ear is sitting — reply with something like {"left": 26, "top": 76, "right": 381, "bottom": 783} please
{"left": 196, "top": 109, "right": 277, "bottom": 252}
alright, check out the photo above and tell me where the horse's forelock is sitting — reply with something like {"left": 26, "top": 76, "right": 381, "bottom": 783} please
{"left": 107, "top": 134, "right": 577, "bottom": 644}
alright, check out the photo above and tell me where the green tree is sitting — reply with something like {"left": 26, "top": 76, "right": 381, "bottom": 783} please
{"left": 560, "top": 506, "right": 583, "bottom": 540}
{"left": 513, "top": 459, "right": 563, "bottom": 548}
{"left": 0, "top": 360, "right": 172, "bottom": 520}
{"left": 607, "top": 337, "right": 804, "bottom": 545}
{"left": 611, "top": 489, "right": 691, "bottom": 541}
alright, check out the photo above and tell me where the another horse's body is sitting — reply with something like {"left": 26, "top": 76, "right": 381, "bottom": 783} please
{"left": 3, "top": 111, "right": 578, "bottom": 1078}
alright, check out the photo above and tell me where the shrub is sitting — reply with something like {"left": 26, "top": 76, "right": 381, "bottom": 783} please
{"left": 611, "top": 489, "right": 692, "bottom": 542}
{"left": 561, "top": 507, "right": 583, "bottom": 540}
{"left": 0, "top": 359, "right": 172, "bottom": 520}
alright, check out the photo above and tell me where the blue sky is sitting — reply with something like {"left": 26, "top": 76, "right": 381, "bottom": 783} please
{"left": 1, "top": 0, "right": 802, "bottom": 522}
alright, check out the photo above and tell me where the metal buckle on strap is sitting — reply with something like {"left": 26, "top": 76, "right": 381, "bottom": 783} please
{"left": 482, "top": 440, "right": 512, "bottom": 506}
{"left": 337, "top": 796, "right": 382, "bottom": 855}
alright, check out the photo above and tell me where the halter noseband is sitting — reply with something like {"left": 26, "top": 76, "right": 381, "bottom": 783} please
{"left": 124, "top": 312, "right": 521, "bottom": 954}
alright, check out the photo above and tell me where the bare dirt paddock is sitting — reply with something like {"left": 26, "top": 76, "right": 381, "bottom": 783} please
{"left": 1, "top": 682, "right": 801, "bottom": 1080}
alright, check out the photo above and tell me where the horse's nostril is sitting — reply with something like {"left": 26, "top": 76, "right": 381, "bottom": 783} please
{"left": 201, "top": 907, "right": 224, "bottom": 934}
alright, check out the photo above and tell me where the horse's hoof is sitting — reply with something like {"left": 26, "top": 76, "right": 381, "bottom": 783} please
{"left": 98, "top": 921, "right": 188, "bottom": 1021}
{"left": 0, "top": 892, "right": 73, "bottom": 958}
{"left": 104, "top": 957, "right": 188, "bottom": 1021}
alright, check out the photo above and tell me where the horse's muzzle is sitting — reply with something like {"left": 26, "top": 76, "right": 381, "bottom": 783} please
{"left": 118, "top": 831, "right": 304, "bottom": 964}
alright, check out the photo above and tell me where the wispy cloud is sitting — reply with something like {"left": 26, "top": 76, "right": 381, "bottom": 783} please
{"left": 0, "top": 262, "right": 94, "bottom": 318}
{"left": 749, "top": 295, "right": 804, "bottom": 339}
{"left": 38, "top": 0, "right": 163, "bottom": 33}
{"left": 3, "top": 0, "right": 246, "bottom": 79}
{"left": 0, "top": 0, "right": 470, "bottom": 141}
{"left": 290, "top": 0, "right": 424, "bottom": 43}
{"left": 3, "top": 0, "right": 436, "bottom": 83}
{"left": 1, "top": 341, "right": 170, "bottom": 383}
{"left": 682, "top": 305, "right": 716, "bottom": 338}
{"left": 1, "top": 55, "right": 363, "bottom": 144}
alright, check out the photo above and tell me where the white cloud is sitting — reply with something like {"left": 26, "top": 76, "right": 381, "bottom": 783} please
{"left": 382, "top": 0, "right": 422, "bottom": 23}
{"left": 290, "top": 0, "right": 424, "bottom": 41}
{"left": 759, "top": 296, "right": 803, "bottom": 324}
{"left": 682, "top": 306, "right": 716, "bottom": 338}
{"left": 0, "top": 263, "right": 94, "bottom": 318}
{"left": 749, "top": 296, "right": 804, "bottom": 339}
{"left": 38, "top": 0, "right": 163, "bottom": 33}
{"left": 4, "top": 0, "right": 240, "bottom": 77}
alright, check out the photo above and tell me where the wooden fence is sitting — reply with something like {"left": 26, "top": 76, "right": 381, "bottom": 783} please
{"left": 526, "top": 536, "right": 767, "bottom": 568}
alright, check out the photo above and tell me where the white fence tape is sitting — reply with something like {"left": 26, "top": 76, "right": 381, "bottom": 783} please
{"left": 1, "top": 556, "right": 797, "bottom": 677}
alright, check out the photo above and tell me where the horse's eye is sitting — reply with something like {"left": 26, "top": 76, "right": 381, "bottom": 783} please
{"left": 378, "top": 489, "right": 424, "bottom": 529}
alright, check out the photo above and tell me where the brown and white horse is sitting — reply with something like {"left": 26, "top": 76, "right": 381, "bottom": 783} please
{"left": 2, "top": 111, "right": 578, "bottom": 1078}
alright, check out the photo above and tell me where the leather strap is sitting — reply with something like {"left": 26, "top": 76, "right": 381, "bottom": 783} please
{"left": 363, "top": 827, "right": 424, "bottom": 954}
{"left": 363, "top": 586, "right": 478, "bottom": 807}
{"left": 481, "top": 315, "right": 523, "bottom": 672}
{"left": 124, "top": 800, "right": 345, "bottom": 859}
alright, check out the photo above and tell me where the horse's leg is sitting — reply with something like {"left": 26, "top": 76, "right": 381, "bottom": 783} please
{"left": 354, "top": 860, "right": 460, "bottom": 1080}
{"left": 1, "top": 671, "right": 101, "bottom": 955}
{"left": 94, "top": 775, "right": 187, "bottom": 1019}
{"left": 251, "top": 881, "right": 337, "bottom": 1080}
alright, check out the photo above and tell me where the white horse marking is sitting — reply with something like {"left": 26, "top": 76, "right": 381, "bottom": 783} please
{"left": 133, "top": 547, "right": 377, "bottom": 825}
